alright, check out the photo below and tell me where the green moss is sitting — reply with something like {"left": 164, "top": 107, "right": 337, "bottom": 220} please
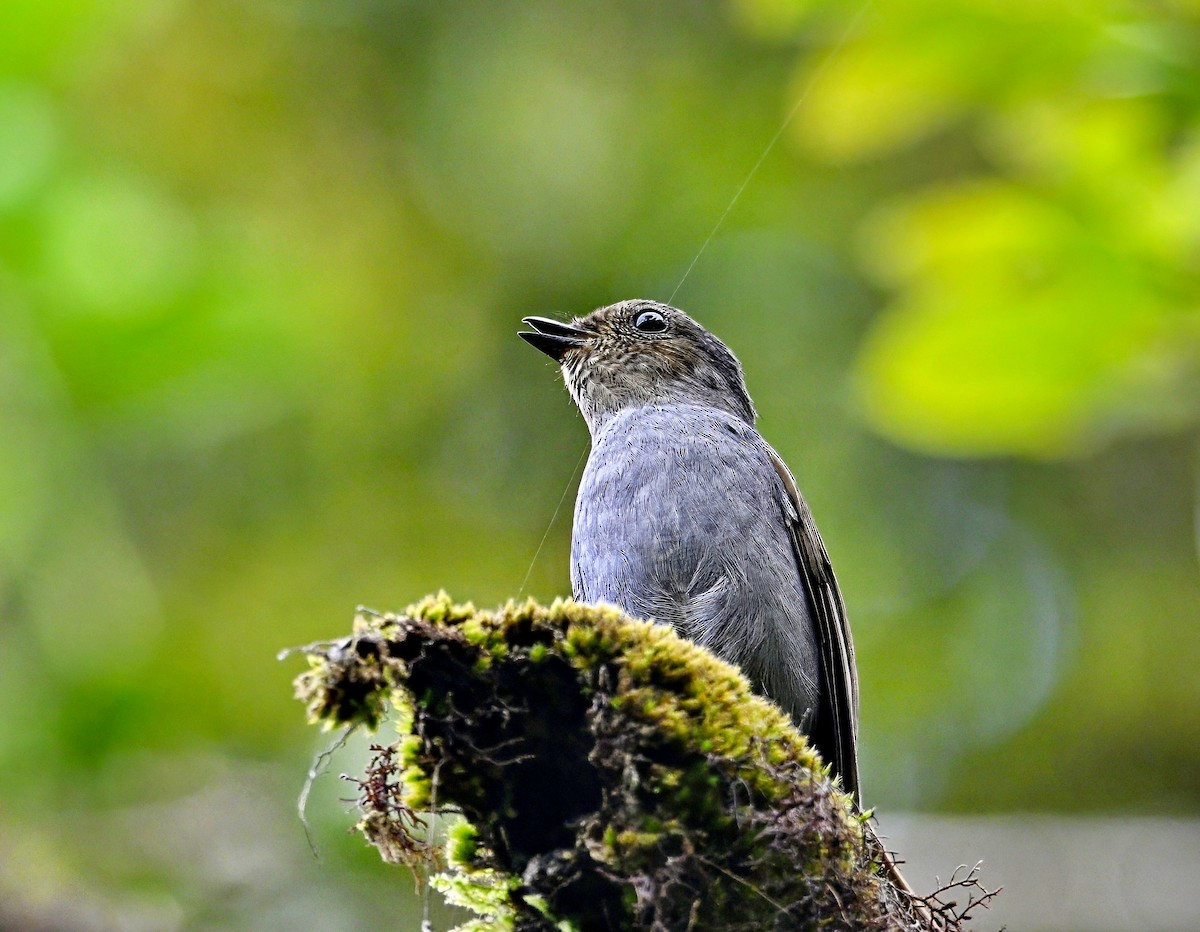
{"left": 430, "top": 868, "right": 518, "bottom": 931}
{"left": 289, "top": 596, "right": 921, "bottom": 931}
{"left": 447, "top": 821, "right": 480, "bottom": 868}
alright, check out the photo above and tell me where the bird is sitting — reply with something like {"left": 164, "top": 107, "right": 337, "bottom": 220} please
{"left": 519, "top": 299, "right": 860, "bottom": 804}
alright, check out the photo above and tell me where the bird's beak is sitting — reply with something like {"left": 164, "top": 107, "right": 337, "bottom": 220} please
{"left": 518, "top": 316, "right": 590, "bottom": 362}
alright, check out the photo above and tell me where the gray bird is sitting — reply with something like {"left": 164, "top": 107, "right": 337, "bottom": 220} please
{"left": 519, "top": 299, "right": 860, "bottom": 803}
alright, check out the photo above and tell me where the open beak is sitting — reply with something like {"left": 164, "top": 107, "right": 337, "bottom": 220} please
{"left": 518, "top": 316, "right": 590, "bottom": 362}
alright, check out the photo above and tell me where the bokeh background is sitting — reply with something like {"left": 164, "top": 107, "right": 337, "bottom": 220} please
{"left": 2, "top": 0, "right": 1198, "bottom": 929}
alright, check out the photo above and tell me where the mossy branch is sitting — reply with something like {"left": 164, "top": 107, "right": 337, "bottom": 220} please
{"left": 289, "top": 594, "right": 963, "bottom": 931}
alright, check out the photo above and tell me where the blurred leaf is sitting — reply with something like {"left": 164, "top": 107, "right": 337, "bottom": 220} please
{"left": 853, "top": 119, "right": 1200, "bottom": 456}
{"left": 789, "top": 0, "right": 1105, "bottom": 162}
{"left": 0, "top": 83, "right": 59, "bottom": 208}
{"left": 37, "top": 172, "right": 198, "bottom": 316}
{"left": 729, "top": 0, "right": 821, "bottom": 40}
{"left": 0, "top": 0, "right": 167, "bottom": 77}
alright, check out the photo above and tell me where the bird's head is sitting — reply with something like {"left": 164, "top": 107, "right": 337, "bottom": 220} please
{"left": 519, "top": 299, "right": 756, "bottom": 433}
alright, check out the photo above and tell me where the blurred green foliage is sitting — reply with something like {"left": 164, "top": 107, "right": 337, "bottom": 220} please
{"left": 1, "top": 0, "right": 1197, "bottom": 927}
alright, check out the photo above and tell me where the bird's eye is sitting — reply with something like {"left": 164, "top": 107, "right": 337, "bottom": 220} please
{"left": 633, "top": 310, "right": 668, "bottom": 333}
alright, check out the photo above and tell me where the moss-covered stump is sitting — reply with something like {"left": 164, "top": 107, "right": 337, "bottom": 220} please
{"left": 291, "top": 594, "right": 926, "bottom": 931}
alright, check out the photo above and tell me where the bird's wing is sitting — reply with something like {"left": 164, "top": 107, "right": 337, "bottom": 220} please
{"left": 766, "top": 446, "right": 861, "bottom": 805}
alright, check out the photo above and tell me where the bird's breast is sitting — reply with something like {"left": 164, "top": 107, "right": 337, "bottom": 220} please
{"left": 570, "top": 405, "right": 789, "bottom": 609}
{"left": 569, "top": 403, "right": 822, "bottom": 723}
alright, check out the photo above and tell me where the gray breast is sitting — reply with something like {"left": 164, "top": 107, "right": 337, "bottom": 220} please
{"left": 570, "top": 403, "right": 821, "bottom": 722}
